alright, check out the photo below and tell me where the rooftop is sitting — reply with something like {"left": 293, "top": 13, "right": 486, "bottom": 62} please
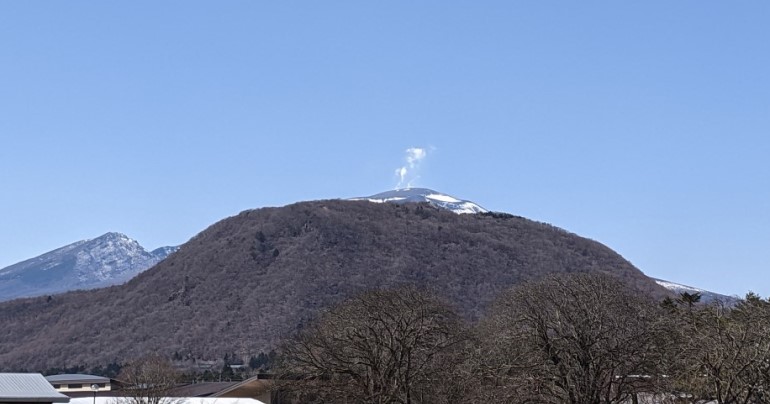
{"left": 45, "top": 374, "right": 109, "bottom": 383}
{"left": 0, "top": 373, "right": 70, "bottom": 403}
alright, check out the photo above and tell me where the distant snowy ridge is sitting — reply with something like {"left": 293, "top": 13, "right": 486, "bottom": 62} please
{"left": 352, "top": 188, "right": 488, "bottom": 214}
{"left": 0, "top": 232, "right": 178, "bottom": 302}
{"left": 654, "top": 279, "right": 706, "bottom": 294}
{"left": 654, "top": 278, "right": 739, "bottom": 305}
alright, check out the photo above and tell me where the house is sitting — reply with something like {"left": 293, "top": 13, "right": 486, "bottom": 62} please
{"left": 212, "top": 375, "right": 274, "bottom": 404}
{"left": 165, "top": 382, "right": 239, "bottom": 398}
{"left": 164, "top": 375, "right": 277, "bottom": 404}
{"left": 44, "top": 375, "right": 112, "bottom": 394}
{"left": 0, "top": 373, "right": 70, "bottom": 404}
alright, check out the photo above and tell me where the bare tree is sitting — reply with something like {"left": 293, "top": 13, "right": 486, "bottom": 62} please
{"left": 276, "top": 287, "right": 468, "bottom": 404}
{"left": 671, "top": 293, "right": 770, "bottom": 403}
{"left": 477, "top": 272, "right": 669, "bottom": 404}
{"left": 116, "top": 355, "right": 180, "bottom": 404}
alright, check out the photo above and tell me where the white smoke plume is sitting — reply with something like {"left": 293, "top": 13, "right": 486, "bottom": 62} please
{"left": 395, "top": 147, "right": 428, "bottom": 189}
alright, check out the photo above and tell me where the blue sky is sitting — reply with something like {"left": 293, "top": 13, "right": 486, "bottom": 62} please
{"left": 1, "top": 2, "right": 768, "bottom": 297}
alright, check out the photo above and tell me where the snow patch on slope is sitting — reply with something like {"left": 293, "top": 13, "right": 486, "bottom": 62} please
{"left": 654, "top": 279, "right": 706, "bottom": 294}
{"left": 654, "top": 278, "right": 739, "bottom": 305}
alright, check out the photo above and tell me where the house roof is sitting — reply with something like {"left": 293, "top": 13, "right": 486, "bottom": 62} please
{"left": 45, "top": 374, "right": 110, "bottom": 384}
{"left": 212, "top": 376, "right": 272, "bottom": 398}
{"left": 0, "top": 373, "right": 70, "bottom": 403}
{"left": 166, "top": 382, "right": 238, "bottom": 397}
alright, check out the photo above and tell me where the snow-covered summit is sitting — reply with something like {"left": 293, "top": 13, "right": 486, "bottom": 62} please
{"left": 352, "top": 188, "right": 488, "bottom": 214}
{"left": 0, "top": 232, "right": 178, "bottom": 302}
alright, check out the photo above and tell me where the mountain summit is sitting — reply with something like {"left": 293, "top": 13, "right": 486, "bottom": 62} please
{"left": 0, "top": 232, "right": 178, "bottom": 302}
{"left": 353, "top": 188, "right": 488, "bottom": 214}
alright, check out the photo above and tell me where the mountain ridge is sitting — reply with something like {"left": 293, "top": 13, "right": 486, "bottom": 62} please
{"left": 0, "top": 232, "right": 178, "bottom": 302}
{"left": 362, "top": 189, "right": 733, "bottom": 300}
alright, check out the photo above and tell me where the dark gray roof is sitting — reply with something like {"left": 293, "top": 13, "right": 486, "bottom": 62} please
{"left": 166, "top": 382, "right": 238, "bottom": 397}
{"left": 0, "top": 373, "right": 70, "bottom": 403}
{"left": 45, "top": 374, "right": 109, "bottom": 384}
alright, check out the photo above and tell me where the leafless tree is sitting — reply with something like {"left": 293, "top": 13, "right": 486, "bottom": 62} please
{"left": 477, "top": 272, "right": 669, "bottom": 404}
{"left": 670, "top": 293, "right": 770, "bottom": 403}
{"left": 116, "top": 354, "right": 181, "bottom": 404}
{"left": 276, "top": 287, "right": 469, "bottom": 404}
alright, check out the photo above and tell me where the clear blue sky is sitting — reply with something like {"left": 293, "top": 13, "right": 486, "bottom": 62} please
{"left": 1, "top": 2, "right": 768, "bottom": 297}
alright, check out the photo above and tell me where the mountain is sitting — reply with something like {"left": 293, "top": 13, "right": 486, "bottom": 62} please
{"left": 352, "top": 188, "right": 488, "bottom": 214}
{"left": 654, "top": 278, "right": 740, "bottom": 305}
{"left": 0, "top": 232, "right": 178, "bottom": 302}
{"left": 366, "top": 190, "right": 738, "bottom": 304}
{"left": 0, "top": 198, "right": 666, "bottom": 371}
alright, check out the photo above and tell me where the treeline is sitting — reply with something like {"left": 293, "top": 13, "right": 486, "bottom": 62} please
{"left": 38, "top": 351, "right": 277, "bottom": 382}
{"left": 276, "top": 273, "right": 770, "bottom": 404}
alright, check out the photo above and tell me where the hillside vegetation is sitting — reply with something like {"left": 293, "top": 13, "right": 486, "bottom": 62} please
{"left": 0, "top": 200, "right": 663, "bottom": 371}
{"left": 278, "top": 275, "right": 769, "bottom": 404}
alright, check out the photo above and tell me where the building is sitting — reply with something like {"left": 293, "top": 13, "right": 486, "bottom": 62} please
{"left": 161, "top": 374, "right": 278, "bottom": 404}
{"left": 44, "top": 375, "right": 111, "bottom": 394}
{"left": 0, "top": 373, "right": 70, "bottom": 404}
{"left": 213, "top": 375, "right": 274, "bottom": 404}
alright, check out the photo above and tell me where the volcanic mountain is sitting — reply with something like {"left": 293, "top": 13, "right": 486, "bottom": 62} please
{"left": 0, "top": 196, "right": 664, "bottom": 371}
{"left": 0, "top": 233, "right": 178, "bottom": 302}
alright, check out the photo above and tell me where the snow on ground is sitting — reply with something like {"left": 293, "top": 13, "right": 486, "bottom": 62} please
{"left": 654, "top": 279, "right": 706, "bottom": 293}
{"left": 425, "top": 193, "right": 461, "bottom": 203}
{"left": 351, "top": 188, "right": 488, "bottom": 214}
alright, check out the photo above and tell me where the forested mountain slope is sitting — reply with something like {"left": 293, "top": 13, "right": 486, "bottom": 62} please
{"left": 0, "top": 200, "right": 664, "bottom": 371}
